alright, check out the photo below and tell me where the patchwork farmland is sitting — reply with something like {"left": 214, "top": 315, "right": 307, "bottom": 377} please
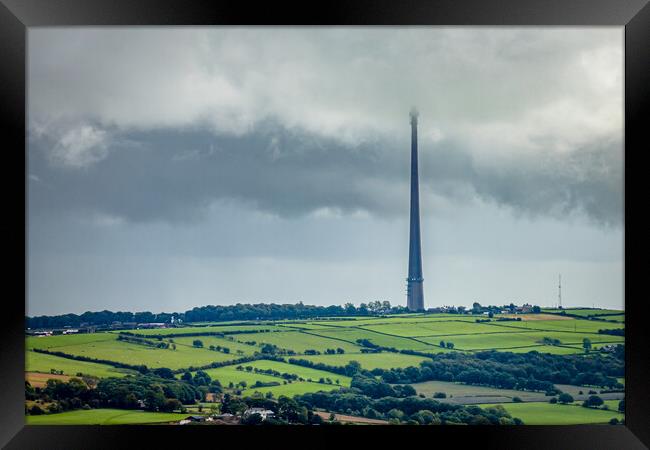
{"left": 26, "top": 308, "right": 624, "bottom": 425}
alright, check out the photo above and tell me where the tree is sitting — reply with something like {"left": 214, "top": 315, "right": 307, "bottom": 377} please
{"left": 277, "top": 396, "right": 308, "bottom": 424}
{"left": 413, "top": 410, "right": 436, "bottom": 424}
{"left": 193, "top": 339, "right": 204, "bottom": 348}
{"left": 144, "top": 387, "right": 166, "bottom": 412}
{"left": 582, "top": 338, "right": 592, "bottom": 353}
{"left": 439, "top": 340, "right": 446, "bottom": 348}
{"left": 242, "top": 413, "right": 264, "bottom": 425}
{"left": 558, "top": 393, "right": 574, "bottom": 404}
{"left": 161, "top": 398, "right": 182, "bottom": 412}
{"left": 344, "top": 361, "right": 362, "bottom": 377}
{"left": 153, "top": 368, "right": 174, "bottom": 379}
{"left": 446, "top": 342, "right": 454, "bottom": 349}
{"left": 387, "top": 408, "right": 405, "bottom": 421}
{"left": 29, "top": 405, "right": 45, "bottom": 415}
{"left": 583, "top": 395, "right": 604, "bottom": 408}
{"left": 618, "top": 400, "right": 625, "bottom": 412}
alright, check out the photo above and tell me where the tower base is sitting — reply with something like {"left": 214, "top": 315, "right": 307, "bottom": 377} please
{"left": 407, "top": 280, "right": 425, "bottom": 311}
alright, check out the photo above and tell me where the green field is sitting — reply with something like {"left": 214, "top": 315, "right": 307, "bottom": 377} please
{"left": 185, "top": 365, "right": 285, "bottom": 387}
{"left": 26, "top": 351, "right": 135, "bottom": 378}
{"left": 172, "top": 336, "right": 259, "bottom": 356}
{"left": 500, "top": 345, "right": 585, "bottom": 355}
{"left": 542, "top": 308, "right": 624, "bottom": 318}
{"left": 246, "top": 380, "right": 343, "bottom": 397}
{"left": 29, "top": 334, "right": 240, "bottom": 370}
{"left": 306, "top": 328, "right": 435, "bottom": 351}
{"left": 243, "top": 360, "right": 352, "bottom": 385}
{"left": 419, "top": 330, "right": 622, "bottom": 351}
{"left": 486, "top": 319, "right": 624, "bottom": 334}
{"left": 478, "top": 402, "right": 624, "bottom": 425}
{"left": 408, "top": 380, "right": 548, "bottom": 403}
{"left": 359, "top": 320, "right": 512, "bottom": 338}
{"left": 27, "top": 333, "right": 118, "bottom": 350}
{"left": 187, "top": 360, "right": 351, "bottom": 386}
{"left": 232, "top": 330, "right": 363, "bottom": 354}
{"left": 310, "top": 315, "right": 479, "bottom": 328}
{"left": 276, "top": 322, "right": 342, "bottom": 330}
{"left": 26, "top": 409, "right": 188, "bottom": 425}
{"left": 24, "top": 312, "right": 626, "bottom": 425}
{"left": 300, "top": 352, "right": 431, "bottom": 370}
{"left": 128, "top": 325, "right": 287, "bottom": 336}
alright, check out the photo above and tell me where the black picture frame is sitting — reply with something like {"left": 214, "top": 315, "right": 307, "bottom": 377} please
{"left": 1, "top": 0, "right": 648, "bottom": 448}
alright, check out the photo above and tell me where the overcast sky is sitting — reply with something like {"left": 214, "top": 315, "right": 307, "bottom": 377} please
{"left": 27, "top": 27, "right": 624, "bottom": 316}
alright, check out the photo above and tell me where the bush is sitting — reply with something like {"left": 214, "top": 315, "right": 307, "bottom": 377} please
{"left": 558, "top": 393, "right": 574, "bottom": 404}
{"left": 433, "top": 392, "right": 447, "bottom": 399}
{"left": 512, "top": 397, "right": 522, "bottom": 403}
{"left": 549, "top": 397, "right": 557, "bottom": 404}
{"left": 29, "top": 405, "right": 45, "bottom": 415}
{"left": 583, "top": 395, "right": 604, "bottom": 408}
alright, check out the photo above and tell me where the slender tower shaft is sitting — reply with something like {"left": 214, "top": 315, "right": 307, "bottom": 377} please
{"left": 407, "top": 107, "right": 425, "bottom": 311}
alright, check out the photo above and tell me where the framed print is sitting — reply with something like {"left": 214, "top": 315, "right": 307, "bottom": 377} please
{"left": 1, "top": 0, "right": 648, "bottom": 448}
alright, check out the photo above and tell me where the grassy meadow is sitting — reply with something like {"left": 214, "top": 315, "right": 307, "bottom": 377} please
{"left": 27, "top": 409, "right": 188, "bottom": 425}
{"left": 26, "top": 308, "right": 624, "bottom": 425}
{"left": 478, "top": 402, "right": 624, "bottom": 425}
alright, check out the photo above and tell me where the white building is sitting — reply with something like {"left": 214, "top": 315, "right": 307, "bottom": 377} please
{"left": 243, "top": 408, "right": 275, "bottom": 421}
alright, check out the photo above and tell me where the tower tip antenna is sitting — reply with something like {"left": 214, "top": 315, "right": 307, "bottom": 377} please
{"left": 410, "top": 107, "right": 419, "bottom": 119}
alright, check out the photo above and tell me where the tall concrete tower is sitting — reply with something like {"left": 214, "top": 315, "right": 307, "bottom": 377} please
{"left": 407, "top": 107, "right": 425, "bottom": 311}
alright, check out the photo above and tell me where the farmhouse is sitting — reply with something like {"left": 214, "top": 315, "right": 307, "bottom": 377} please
{"left": 243, "top": 408, "right": 275, "bottom": 421}
{"left": 515, "top": 304, "right": 533, "bottom": 314}
{"left": 30, "top": 331, "right": 53, "bottom": 337}
{"left": 137, "top": 322, "right": 167, "bottom": 329}
{"left": 179, "top": 415, "right": 207, "bottom": 425}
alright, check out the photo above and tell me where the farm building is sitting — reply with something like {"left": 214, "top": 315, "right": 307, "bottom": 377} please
{"left": 243, "top": 408, "right": 275, "bottom": 421}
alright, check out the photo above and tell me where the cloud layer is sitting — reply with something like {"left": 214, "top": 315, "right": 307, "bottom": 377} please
{"left": 28, "top": 27, "right": 624, "bottom": 226}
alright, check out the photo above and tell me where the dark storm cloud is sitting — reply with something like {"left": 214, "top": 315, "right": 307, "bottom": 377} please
{"left": 29, "top": 120, "right": 622, "bottom": 227}
{"left": 27, "top": 27, "right": 623, "bottom": 227}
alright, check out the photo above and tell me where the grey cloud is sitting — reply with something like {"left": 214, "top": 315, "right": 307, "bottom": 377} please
{"left": 27, "top": 27, "right": 623, "bottom": 227}
{"left": 29, "top": 120, "right": 622, "bottom": 227}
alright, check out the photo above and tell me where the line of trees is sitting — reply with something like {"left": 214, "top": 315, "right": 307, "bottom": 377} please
{"left": 26, "top": 301, "right": 410, "bottom": 330}
{"left": 597, "top": 328, "right": 624, "bottom": 336}
{"left": 293, "top": 389, "right": 522, "bottom": 425}
{"left": 117, "top": 334, "right": 170, "bottom": 349}
{"left": 373, "top": 349, "right": 624, "bottom": 390}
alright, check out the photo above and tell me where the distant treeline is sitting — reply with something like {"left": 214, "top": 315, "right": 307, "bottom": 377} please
{"left": 26, "top": 301, "right": 407, "bottom": 330}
